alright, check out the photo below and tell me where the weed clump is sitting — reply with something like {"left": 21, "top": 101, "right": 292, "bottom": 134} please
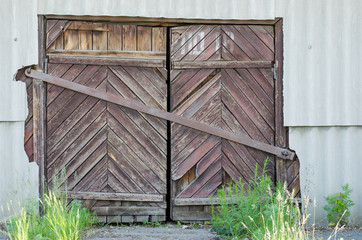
{"left": 324, "top": 184, "right": 354, "bottom": 227}
{"left": 211, "top": 159, "right": 309, "bottom": 240}
{"left": 7, "top": 191, "right": 96, "bottom": 240}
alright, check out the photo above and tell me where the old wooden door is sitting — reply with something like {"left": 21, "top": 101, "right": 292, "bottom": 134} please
{"left": 20, "top": 18, "right": 299, "bottom": 223}
{"left": 44, "top": 21, "right": 168, "bottom": 223}
{"left": 170, "top": 25, "right": 280, "bottom": 221}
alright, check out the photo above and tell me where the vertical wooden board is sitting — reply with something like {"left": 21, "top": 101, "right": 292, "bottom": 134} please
{"left": 108, "top": 24, "right": 122, "bottom": 50}
{"left": 123, "top": 25, "right": 137, "bottom": 51}
{"left": 93, "top": 31, "right": 108, "bottom": 50}
{"left": 54, "top": 32, "right": 64, "bottom": 49}
{"left": 79, "top": 31, "right": 92, "bottom": 50}
{"left": 152, "top": 27, "right": 166, "bottom": 51}
{"left": 64, "top": 29, "right": 79, "bottom": 50}
{"left": 137, "top": 26, "right": 152, "bottom": 51}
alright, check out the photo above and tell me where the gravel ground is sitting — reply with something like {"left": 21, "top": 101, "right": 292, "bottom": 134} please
{"left": 0, "top": 232, "right": 7, "bottom": 240}
{"left": 313, "top": 227, "right": 362, "bottom": 240}
{"left": 1, "top": 224, "right": 361, "bottom": 240}
{"left": 83, "top": 224, "right": 217, "bottom": 240}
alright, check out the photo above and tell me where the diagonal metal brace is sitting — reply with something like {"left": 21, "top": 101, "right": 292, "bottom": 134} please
{"left": 25, "top": 68, "right": 295, "bottom": 160}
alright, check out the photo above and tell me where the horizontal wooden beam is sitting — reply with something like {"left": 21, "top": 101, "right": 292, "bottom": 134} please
{"left": 25, "top": 69, "right": 295, "bottom": 161}
{"left": 63, "top": 191, "right": 165, "bottom": 202}
{"left": 48, "top": 55, "right": 166, "bottom": 67}
{"left": 92, "top": 206, "right": 165, "bottom": 216}
{"left": 47, "top": 50, "right": 166, "bottom": 59}
{"left": 173, "top": 197, "right": 229, "bottom": 206}
{"left": 45, "top": 15, "right": 279, "bottom": 26}
{"left": 172, "top": 61, "right": 273, "bottom": 69}
{"left": 172, "top": 211, "right": 211, "bottom": 221}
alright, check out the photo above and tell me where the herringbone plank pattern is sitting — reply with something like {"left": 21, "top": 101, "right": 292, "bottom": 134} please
{"left": 171, "top": 25, "right": 278, "bottom": 199}
{"left": 45, "top": 63, "right": 167, "bottom": 196}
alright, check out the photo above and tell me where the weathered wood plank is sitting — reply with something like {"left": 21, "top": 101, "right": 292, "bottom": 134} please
{"left": 36, "top": 16, "right": 47, "bottom": 210}
{"left": 93, "top": 30, "right": 108, "bottom": 50}
{"left": 47, "top": 50, "right": 166, "bottom": 59}
{"left": 152, "top": 27, "right": 166, "bottom": 51}
{"left": 137, "top": 26, "right": 152, "bottom": 51}
{"left": 177, "top": 161, "right": 221, "bottom": 198}
{"left": 92, "top": 206, "right": 165, "bottom": 216}
{"left": 79, "top": 31, "right": 92, "bottom": 50}
{"left": 173, "top": 60, "right": 272, "bottom": 69}
{"left": 172, "top": 210, "right": 211, "bottom": 221}
{"left": 123, "top": 25, "right": 137, "bottom": 51}
{"left": 64, "top": 191, "right": 164, "bottom": 202}
{"left": 46, "top": 20, "right": 70, "bottom": 49}
{"left": 64, "top": 29, "right": 79, "bottom": 50}
{"left": 173, "top": 197, "right": 227, "bottom": 206}
{"left": 68, "top": 21, "right": 109, "bottom": 31}
{"left": 48, "top": 55, "right": 165, "bottom": 67}
{"left": 107, "top": 24, "right": 122, "bottom": 50}
{"left": 275, "top": 19, "right": 290, "bottom": 185}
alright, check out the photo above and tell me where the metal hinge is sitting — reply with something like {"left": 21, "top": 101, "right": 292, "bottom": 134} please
{"left": 273, "top": 62, "right": 277, "bottom": 80}
{"left": 44, "top": 58, "right": 49, "bottom": 74}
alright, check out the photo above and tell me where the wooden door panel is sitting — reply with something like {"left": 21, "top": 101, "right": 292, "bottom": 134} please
{"left": 171, "top": 25, "right": 276, "bottom": 221}
{"left": 43, "top": 21, "right": 168, "bottom": 223}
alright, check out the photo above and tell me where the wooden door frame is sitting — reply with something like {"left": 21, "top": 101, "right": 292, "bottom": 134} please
{"left": 35, "top": 15, "right": 289, "bottom": 216}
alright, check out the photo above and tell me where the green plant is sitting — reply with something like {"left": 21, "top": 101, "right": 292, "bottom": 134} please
{"left": 177, "top": 221, "right": 182, "bottom": 227}
{"left": 211, "top": 158, "right": 307, "bottom": 240}
{"left": 323, "top": 184, "right": 355, "bottom": 226}
{"left": 7, "top": 191, "right": 97, "bottom": 240}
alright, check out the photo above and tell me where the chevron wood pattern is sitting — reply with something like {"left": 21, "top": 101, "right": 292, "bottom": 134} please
{"left": 44, "top": 62, "right": 167, "bottom": 220}
{"left": 170, "top": 25, "right": 296, "bottom": 220}
{"left": 18, "top": 21, "right": 300, "bottom": 222}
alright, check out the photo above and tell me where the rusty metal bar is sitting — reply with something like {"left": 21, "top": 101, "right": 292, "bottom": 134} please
{"left": 25, "top": 69, "right": 295, "bottom": 160}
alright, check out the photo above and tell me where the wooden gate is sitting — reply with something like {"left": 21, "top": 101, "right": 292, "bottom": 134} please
{"left": 19, "top": 18, "right": 300, "bottom": 223}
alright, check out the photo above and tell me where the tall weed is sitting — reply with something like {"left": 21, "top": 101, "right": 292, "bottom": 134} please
{"left": 7, "top": 184, "right": 96, "bottom": 239}
{"left": 211, "top": 159, "right": 304, "bottom": 239}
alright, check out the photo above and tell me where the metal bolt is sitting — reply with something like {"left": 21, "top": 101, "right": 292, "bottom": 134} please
{"left": 282, "top": 150, "right": 289, "bottom": 156}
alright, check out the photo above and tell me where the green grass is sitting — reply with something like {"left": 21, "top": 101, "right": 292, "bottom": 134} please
{"left": 7, "top": 191, "right": 96, "bottom": 240}
{"left": 211, "top": 159, "right": 312, "bottom": 240}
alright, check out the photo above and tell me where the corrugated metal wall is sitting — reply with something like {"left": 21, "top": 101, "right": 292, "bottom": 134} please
{"left": 290, "top": 127, "right": 362, "bottom": 225}
{"left": 277, "top": 0, "right": 362, "bottom": 126}
{"left": 0, "top": 0, "right": 361, "bottom": 224}
{"left": 0, "top": 0, "right": 38, "bottom": 219}
{"left": 38, "top": 0, "right": 275, "bottom": 20}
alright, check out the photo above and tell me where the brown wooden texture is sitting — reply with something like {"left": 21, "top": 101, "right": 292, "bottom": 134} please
{"left": 17, "top": 69, "right": 34, "bottom": 162}
{"left": 20, "top": 19, "right": 299, "bottom": 221}
{"left": 274, "top": 19, "right": 300, "bottom": 197}
{"left": 48, "top": 21, "right": 167, "bottom": 53}
{"left": 45, "top": 63, "right": 167, "bottom": 217}
{"left": 26, "top": 69, "right": 294, "bottom": 160}
{"left": 46, "top": 21, "right": 167, "bottom": 222}
{"left": 170, "top": 25, "right": 278, "bottom": 220}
